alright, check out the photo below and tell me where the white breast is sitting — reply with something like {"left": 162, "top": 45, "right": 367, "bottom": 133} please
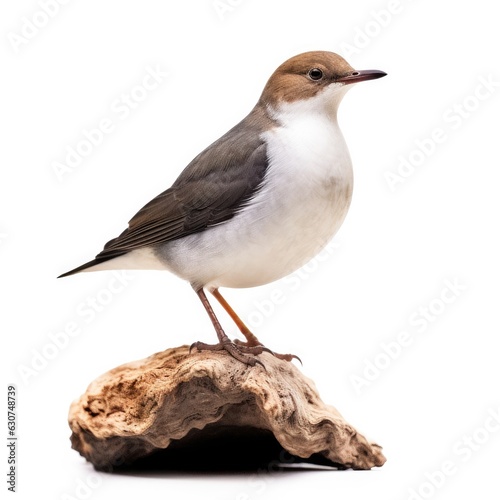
{"left": 159, "top": 102, "right": 354, "bottom": 290}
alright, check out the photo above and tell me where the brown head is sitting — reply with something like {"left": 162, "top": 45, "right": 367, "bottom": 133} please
{"left": 259, "top": 51, "right": 386, "bottom": 113}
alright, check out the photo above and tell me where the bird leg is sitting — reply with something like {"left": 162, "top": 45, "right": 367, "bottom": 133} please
{"left": 210, "top": 288, "right": 301, "bottom": 364}
{"left": 210, "top": 289, "right": 261, "bottom": 346}
{"left": 190, "top": 288, "right": 271, "bottom": 367}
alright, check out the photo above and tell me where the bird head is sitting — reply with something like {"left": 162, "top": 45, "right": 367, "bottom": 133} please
{"left": 260, "top": 51, "right": 386, "bottom": 118}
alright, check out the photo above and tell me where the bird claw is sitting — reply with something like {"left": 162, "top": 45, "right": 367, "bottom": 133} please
{"left": 189, "top": 341, "right": 224, "bottom": 354}
{"left": 192, "top": 338, "right": 301, "bottom": 366}
{"left": 272, "top": 352, "right": 303, "bottom": 365}
{"left": 190, "top": 340, "right": 267, "bottom": 368}
{"left": 233, "top": 338, "right": 301, "bottom": 364}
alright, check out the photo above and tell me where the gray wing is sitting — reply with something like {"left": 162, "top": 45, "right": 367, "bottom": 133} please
{"left": 59, "top": 114, "right": 270, "bottom": 277}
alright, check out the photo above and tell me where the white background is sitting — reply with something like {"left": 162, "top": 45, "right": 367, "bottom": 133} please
{"left": 2, "top": 1, "right": 500, "bottom": 499}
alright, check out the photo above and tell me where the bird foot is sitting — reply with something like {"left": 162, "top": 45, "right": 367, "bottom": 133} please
{"left": 233, "top": 339, "right": 302, "bottom": 364}
{"left": 190, "top": 340, "right": 270, "bottom": 367}
{"left": 190, "top": 338, "right": 302, "bottom": 367}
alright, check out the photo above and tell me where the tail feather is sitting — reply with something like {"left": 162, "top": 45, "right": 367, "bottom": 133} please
{"left": 57, "top": 252, "right": 126, "bottom": 278}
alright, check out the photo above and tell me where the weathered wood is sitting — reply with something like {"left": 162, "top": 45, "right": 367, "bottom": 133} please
{"left": 69, "top": 346, "right": 386, "bottom": 471}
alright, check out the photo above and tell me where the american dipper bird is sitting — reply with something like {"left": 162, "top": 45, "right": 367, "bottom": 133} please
{"left": 59, "top": 51, "right": 386, "bottom": 366}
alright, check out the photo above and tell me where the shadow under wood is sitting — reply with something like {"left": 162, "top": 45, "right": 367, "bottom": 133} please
{"left": 114, "top": 425, "right": 345, "bottom": 473}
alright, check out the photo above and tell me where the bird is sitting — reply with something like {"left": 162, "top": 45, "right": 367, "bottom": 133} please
{"left": 59, "top": 51, "right": 386, "bottom": 366}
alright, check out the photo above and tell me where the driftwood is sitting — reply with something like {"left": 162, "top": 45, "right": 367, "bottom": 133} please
{"left": 68, "top": 346, "right": 386, "bottom": 471}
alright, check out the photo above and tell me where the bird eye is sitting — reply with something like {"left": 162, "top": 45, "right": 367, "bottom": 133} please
{"left": 308, "top": 68, "right": 324, "bottom": 81}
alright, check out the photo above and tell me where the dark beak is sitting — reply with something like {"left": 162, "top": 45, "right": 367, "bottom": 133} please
{"left": 337, "top": 69, "right": 387, "bottom": 85}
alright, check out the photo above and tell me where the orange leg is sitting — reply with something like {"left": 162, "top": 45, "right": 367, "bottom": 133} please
{"left": 211, "top": 289, "right": 262, "bottom": 347}
{"left": 191, "top": 287, "right": 269, "bottom": 367}
{"left": 210, "top": 288, "right": 301, "bottom": 364}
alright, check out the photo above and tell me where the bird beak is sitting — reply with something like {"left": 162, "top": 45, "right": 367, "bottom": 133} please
{"left": 337, "top": 69, "right": 387, "bottom": 85}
